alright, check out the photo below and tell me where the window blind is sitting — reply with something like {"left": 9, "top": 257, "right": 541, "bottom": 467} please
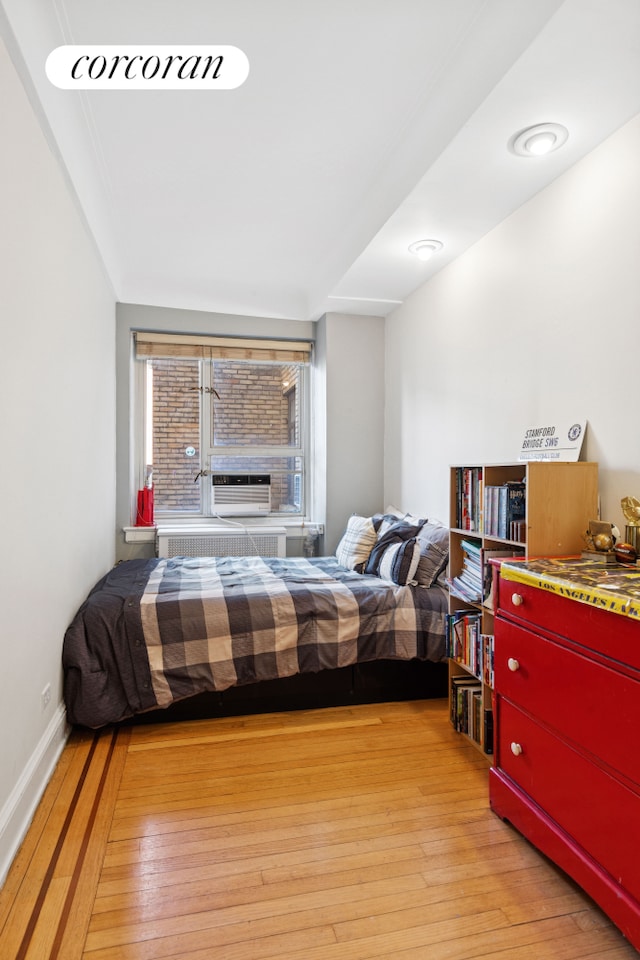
{"left": 134, "top": 332, "right": 312, "bottom": 363}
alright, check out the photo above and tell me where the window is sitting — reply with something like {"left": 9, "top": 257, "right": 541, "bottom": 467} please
{"left": 134, "top": 333, "right": 312, "bottom": 519}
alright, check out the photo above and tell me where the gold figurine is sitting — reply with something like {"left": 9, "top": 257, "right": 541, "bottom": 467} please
{"left": 582, "top": 519, "right": 618, "bottom": 563}
{"left": 583, "top": 525, "right": 613, "bottom": 552}
{"left": 621, "top": 496, "right": 640, "bottom": 554}
{"left": 621, "top": 496, "right": 640, "bottom": 526}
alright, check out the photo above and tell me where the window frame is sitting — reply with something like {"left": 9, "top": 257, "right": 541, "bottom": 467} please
{"left": 132, "top": 335, "right": 312, "bottom": 523}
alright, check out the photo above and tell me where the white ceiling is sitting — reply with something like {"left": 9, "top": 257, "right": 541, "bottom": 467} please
{"left": 2, "top": 0, "right": 639, "bottom": 322}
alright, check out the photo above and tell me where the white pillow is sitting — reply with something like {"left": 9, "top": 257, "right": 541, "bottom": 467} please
{"left": 335, "top": 515, "right": 377, "bottom": 572}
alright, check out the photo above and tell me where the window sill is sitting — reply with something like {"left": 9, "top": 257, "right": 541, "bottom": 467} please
{"left": 122, "top": 519, "right": 323, "bottom": 544}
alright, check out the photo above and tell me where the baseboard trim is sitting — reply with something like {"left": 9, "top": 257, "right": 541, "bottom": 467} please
{"left": 0, "top": 702, "right": 69, "bottom": 887}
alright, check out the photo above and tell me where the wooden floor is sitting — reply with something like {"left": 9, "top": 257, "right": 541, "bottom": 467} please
{"left": 1, "top": 699, "right": 638, "bottom": 960}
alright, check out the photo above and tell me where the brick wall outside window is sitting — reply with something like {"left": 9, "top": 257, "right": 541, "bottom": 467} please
{"left": 150, "top": 358, "right": 301, "bottom": 513}
{"left": 151, "top": 358, "right": 201, "bottom": 512}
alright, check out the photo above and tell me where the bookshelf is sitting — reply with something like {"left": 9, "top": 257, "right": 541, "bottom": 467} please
{"left": 447, "top": 460, "right": 599, "bottom": 755}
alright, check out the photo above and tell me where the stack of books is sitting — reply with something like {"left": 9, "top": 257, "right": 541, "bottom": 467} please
{"left": 450, "top": 675, "right": 482, "bottom": 741}
{"left": 448, "top": 538, "right": 483, "bottom": 602}
{"left": 446, "top": 614, "right": 495, "bottom": 687}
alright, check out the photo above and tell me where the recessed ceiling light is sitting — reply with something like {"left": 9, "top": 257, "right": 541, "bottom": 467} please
{"left": 408, "top": 239, "right": 443, "bottom": 261}
{"left": 509, "top": 123, "right": 569, "bottom": 157}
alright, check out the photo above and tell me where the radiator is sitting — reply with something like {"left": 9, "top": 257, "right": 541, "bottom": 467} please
{"left": 156, "top": 526, "right": 287, "bottom": 558}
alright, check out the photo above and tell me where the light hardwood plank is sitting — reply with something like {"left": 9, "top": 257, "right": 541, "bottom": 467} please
{"left": 0, "top": 699, "right": 637, "bottom": 960}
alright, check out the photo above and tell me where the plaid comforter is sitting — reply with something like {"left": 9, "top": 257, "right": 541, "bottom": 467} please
{"left": 63, "top": 555, "right": 448, "bottom": 728}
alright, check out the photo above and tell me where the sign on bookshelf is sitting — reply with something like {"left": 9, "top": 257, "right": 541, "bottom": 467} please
{"left": 518, "top": 419, "right": 586, "bottom": 462}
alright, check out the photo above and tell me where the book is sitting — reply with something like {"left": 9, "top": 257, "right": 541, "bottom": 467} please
{"left": 445, "top": 608, "right": 478, "bottom": 657}
{"left": 455, "top": 468, "right": 483, "bottom": 531}
{"left": 484, "top": 485, "right": 496, "bottom": 536}
{"left": 481, "top": 633, "right": 494, "bottom": 686}
{"left": 510, "top": 519, "right": 527, "bottom": 542}
{"left": 447, "top": 574, "right": 482, "bottom": 604}
{"left": 483, "top": 708, "right": 494, "bottom": 755}
{"left": 489, "top": 481, "right": 526, "bottom": 538}
{"left": 451, "top": 675, "right": 481, "bottom": 732}
{"left": 505, "top": 481, "right": 526, "bottom": 533}
{"left": 481, "top": 548, "right": 521, "bottom": 607}
{"left": 460, "top": 538, "right": 482, "bottom": 559}
{"left": 472, "top": 690, "right": 483, "bottom": 744}
{"left": 497, "top": 486, "right": 508, "bottom": 538}
{"left": 446, "top": 610, "right": 482, "bottom": 670}
{"left": 449, "top": 674, "right": 479, "bottom": 721}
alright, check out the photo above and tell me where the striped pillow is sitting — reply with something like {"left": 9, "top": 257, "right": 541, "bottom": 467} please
{"left": 376, "top": 539, "right": 421, "bottom": 585}
{"left": 365, "top": 520, "right": 424, "bottom": 585}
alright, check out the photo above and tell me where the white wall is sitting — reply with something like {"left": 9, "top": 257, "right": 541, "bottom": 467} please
{"left": 384, "top": 114, "right": 640, "bottom": 532}
{"left": 0, "top": 36, "right": 115, "bottom": 882}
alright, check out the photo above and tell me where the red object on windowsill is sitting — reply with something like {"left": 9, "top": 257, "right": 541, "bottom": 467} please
{"left": 136, "top": 487, "right": 154, "bottom": 526}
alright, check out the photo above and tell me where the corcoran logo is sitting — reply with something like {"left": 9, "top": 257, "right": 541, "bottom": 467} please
{"left": 45, "top": 45, "right": 249, "bottom": 90}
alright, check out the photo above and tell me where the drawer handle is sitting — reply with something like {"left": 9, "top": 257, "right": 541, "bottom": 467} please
{"left": 507, "top": 658, "right": 520, "bottom": 672}
{"left": 511, "top": 593, "right": 524, "bottom": 606}
{"left": 510, "top": 742, "right": 523, "bottom": 757}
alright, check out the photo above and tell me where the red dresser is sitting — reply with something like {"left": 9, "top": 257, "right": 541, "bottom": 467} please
{"left": 491, "top": 557, "right": 640, "bottom": 951}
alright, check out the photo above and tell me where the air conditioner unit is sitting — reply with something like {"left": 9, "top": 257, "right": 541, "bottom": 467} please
{"left": 156, "top": 526, "right": 287, "bottom": 558}
{"left": 211, "top": 473, "right": 271, "bottom": 515}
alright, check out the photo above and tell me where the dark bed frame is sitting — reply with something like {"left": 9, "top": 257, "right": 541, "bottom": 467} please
{"left": 126, "top": 657, "right": 448, "bottom": 725}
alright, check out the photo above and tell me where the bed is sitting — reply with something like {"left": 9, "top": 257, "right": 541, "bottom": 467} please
{"left": 63, "top": 514, "right": 451, "bottom": 728}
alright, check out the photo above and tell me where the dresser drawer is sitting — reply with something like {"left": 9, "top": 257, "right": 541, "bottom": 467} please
{"left": 499, "top": 575, "right": 640, "bottom": 671}
{"left": 495, "top": 620, "right": 640, "bottom": 788}
{"left": 496, "top": 699, "right": 640, "bottom": 904}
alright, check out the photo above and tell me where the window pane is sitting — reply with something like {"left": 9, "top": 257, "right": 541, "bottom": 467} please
{"left": 150, "top": 358, "right": 202, "bottom": 513}
{"left": 210, "top": 456, "right": 303, "bottom": 514}
{"left": 212, "top": 361, "right": 301, "bottom": 447}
